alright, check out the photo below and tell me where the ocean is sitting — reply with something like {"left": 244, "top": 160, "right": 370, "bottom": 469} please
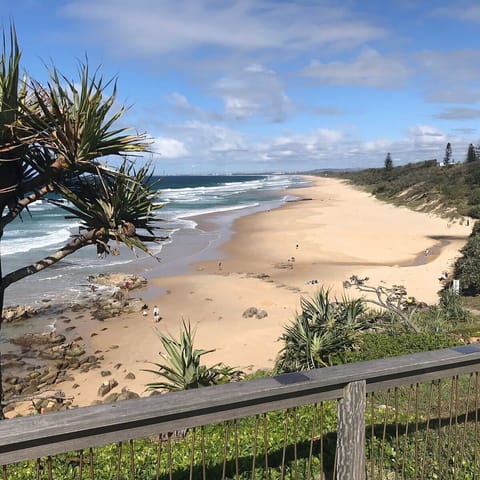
{"left": 1, "top": 174, "right": 309, "bottom": 312}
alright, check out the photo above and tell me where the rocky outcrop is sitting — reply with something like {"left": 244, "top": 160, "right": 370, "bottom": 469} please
{"left": 88, "top": 273, "right": 147, "bottom": 290}
{"left": 2, "top": 304, "right": 50, "bottom": 323}
{"left": 242, "top": 307, "right": 268, "bottom": 319}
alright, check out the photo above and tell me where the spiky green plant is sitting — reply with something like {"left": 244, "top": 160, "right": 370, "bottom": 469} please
{"left": 0, "top": 25, "right": 161, "bottom": 419}
{"left": 144, "top": 321, "right": 243, "bottom": 392}
{"left": 275, "top": 288, "right": 367, "bottom": 373}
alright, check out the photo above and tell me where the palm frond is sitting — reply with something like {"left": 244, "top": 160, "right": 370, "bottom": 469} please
{"left": 17, "top": 61, "right": 149, "bottom": 175}
{"left": 144, "top": 320, "right": 243, "bottom": 392}
{"left": 49, "top": 160, "right": 164, "bottom": 256}
{"left": 275, "top": 288, "right": 368, "bottom": 373}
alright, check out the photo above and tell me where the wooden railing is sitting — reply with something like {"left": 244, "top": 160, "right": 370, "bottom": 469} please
{"left": 2, "top": 344, "right": 480, "bottom": 479}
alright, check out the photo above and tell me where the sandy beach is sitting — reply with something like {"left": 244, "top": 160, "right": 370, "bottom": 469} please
{"left": 5, "top": 176, "right": 472, "bottom": 415}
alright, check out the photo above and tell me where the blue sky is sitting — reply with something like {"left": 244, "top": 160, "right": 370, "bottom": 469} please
{"left": 2, "top": 1, "right": 480, "bottom": 174}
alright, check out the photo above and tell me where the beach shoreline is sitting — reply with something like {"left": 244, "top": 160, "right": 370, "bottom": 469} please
{"left": 3, "top": 175, "right": 472, "bottom": 416}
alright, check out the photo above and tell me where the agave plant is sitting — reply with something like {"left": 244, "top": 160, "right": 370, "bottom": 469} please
{"left": 144, "top": 321, "right": 243, "bottom": 392}
{"left": 275, "top": 288, "right": 367, "bottom": 373}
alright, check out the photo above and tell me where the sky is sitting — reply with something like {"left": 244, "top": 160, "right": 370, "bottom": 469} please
{"left": 2, "top": 0, "right": 480, "bottom": 174}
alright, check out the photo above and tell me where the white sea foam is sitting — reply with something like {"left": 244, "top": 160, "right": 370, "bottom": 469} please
{"left": 2, "top": 227, "right": 73, "bottom": 255}
{"left": 38, "top": 274, "right": 63, "bottom": 281}
{"left": 176, "top": 202, "right": 260, "bottom": 219}
{"left": 3, "top": 174, "right": 306, "bottom": 312}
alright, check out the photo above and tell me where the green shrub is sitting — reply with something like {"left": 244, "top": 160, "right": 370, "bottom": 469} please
{"left": 275, "top": 288, "right": 367, "bottom": 373}
{"left": 454, "top": 233, "right": 480, "bottom": 294}
{"left": 467, "top": 205, "right": 480, "bottom": 219}
{"left": 334, "top": 332, "right": 462, "bottom": 364}
{"left": 144, "top": 320, "right": 243, "bottom": 391}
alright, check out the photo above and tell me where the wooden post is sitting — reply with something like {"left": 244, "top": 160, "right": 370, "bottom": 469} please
{"left": 336, "top": 380, "right": 366, "bottom": 480}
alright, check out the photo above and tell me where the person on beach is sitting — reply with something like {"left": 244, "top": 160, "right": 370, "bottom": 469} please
{"left": 153, "top": 305, "right": 160, "bottom": 322}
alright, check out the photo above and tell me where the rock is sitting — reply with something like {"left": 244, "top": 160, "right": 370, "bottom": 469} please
{"left": 116, "top": 390, "right": 140, "bottom": 402}
{"left": 97, "top": 379, "right": 118, "bottom": 397}
{"left": 256, "top": 309, "right": 268, "bottom": 319}
{"left": 68, "top": 360, "right": 80, "bottom": 369}
{"left": 242, "top": 307, "right": 258, "bottom": 318}
{"left": 101, "top": 370, "right": 111, "bottom": 377}
{"left": 10, "top": 332, "right": 66, "bottom": 347}
{"left": 89, "top": 273, "right": 147, "bottom": 291}
{"left": 103, "top": 392, "right": 120, "bottom": 403}
{"left": 3, "top": 359, "right": 26, "bottom": 369}
{"left": 21, "top": 384, "right": 39, "bottom": 395}
{"left": 66, "top": 346, "right": 85, "bottom": 357}
{"left": 125, "top": 372, "right": 136, "bottom": 380}
{"left": 1, "top": 304, "right": 46, "bottom": 323}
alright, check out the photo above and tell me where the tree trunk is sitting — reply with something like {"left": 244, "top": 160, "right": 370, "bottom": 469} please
{"left": 0, "top": 230, "right": 5, "bottom": 420}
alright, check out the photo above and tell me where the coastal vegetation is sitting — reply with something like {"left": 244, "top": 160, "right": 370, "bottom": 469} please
{"left": 144, "top": 321, "right": 243, "bottom": 391}
{"left": 274, "top": 288, "right": 367, "bottom": 373}
{"left": 274, "top": 286, "right": 466, "bottom": 375}
{"left": 338, "top": 156, "right": 480, "bottom": 219}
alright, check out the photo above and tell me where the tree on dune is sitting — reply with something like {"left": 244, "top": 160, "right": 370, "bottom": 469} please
{"left": 384, "top": 152, "right": 393, "bottom": 171}
{"left": 0, "top": 26, "right": 165, "bottom": 417}
{"left": 466, "top": 143, "right": 477, "bottom": 163}
{"left": 443, "top": 142, "right": 453, "bottom": 166}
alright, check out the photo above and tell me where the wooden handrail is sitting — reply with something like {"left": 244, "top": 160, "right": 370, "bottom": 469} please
{"left": 1, "top": 344, "right": 480, "bottom": 466}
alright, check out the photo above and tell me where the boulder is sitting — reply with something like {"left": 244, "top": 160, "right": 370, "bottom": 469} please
{"left": 116, "top": 389, "right": 140, "bottom": 402}
{"left": 1, "top": 304, "right": 45, "bottom": 323}
{"left": 88, "top": 273, "right": 147, "bottom": 291}
{"left": 97, "top": 379, "right": 118, "bottom": 397}
{"left": 242, "top": 307, "right": 258, "bottom": 318}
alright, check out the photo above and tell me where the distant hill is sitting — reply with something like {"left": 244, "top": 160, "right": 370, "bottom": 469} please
{"left": 331, "top": 159, "right": 480, "bottom": 220}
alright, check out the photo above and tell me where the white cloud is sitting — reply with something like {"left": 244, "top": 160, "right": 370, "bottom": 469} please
{"left": 417, "top": 49, "right": 480, "bottom": 103}
{"left": 60, "top": 0, "right": 385, "bottom": 57}
{"left": 151, "top": 137, "right": 188, "bottom": 158}
{"left": 214, "top": 64, "right": 291, "bottom": 121}
{"left": 434, "top": 4, "right": 480, "bottom": 23}
{"left": 434, "top": 107, "right": 480, "bottom": 120}
{"left": 303, "top": 48, "right": 411, "bottom": 88}
{"left": 147, "top": 118, "right": 475, "bottom": 173}
{"left": 166, "top": 92, "right": 191, "bottom": 110}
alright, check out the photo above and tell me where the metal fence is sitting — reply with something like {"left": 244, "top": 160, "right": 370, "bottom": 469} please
{"left": 2, "top": 344, "right": 480, "bottom": 479}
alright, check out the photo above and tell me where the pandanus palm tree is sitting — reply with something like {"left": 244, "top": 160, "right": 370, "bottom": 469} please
{"left": 0, "top": 26, "right": 164, "bottom": 295}
{"left": 275, "top": 288, "right": 367, "bottom": 373}
{"left": 0, "top": 26, "right": 164, "bottom": 416}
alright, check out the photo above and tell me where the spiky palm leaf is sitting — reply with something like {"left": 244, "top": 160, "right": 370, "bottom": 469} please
{"left": 17, "top": 62, "right": 148, "bottom": 177}
{"left": 144, "top": 321, "right": 243, "bottom": 392}
{"left": 49, "top": 160, "right": 165, "bottom": 256}
{"left": 275, "top": 288, "right": 368, "bottom": 373}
